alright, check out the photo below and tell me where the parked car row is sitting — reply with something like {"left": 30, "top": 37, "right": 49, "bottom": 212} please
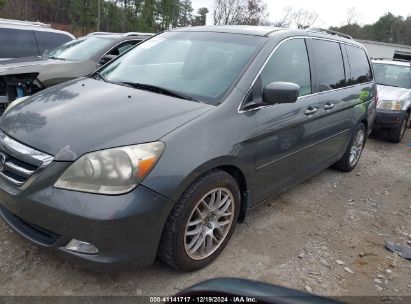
{"left": 0, "top": 21, "right": 153, "bottom": 112}
{"left": 0, "top": 25, "right": 381, "bottom": 272}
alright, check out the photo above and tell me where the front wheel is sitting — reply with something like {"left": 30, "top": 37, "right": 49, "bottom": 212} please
{"left": 388, "top": 112, "right": 410, "bottom": 143}
{"left": 332, "top": 123, "right": 366, "bottom": 172}
{"left": 158, "top": 170, "right": 240, "bottom": 271}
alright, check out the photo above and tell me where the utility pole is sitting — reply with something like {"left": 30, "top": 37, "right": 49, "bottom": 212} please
{"left": 97, "top": 0, "right": 101, "bottom": 31}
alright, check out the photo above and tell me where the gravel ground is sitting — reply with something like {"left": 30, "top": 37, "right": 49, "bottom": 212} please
{"left": 0, "top": 129, "right": 410, "bottom": 299}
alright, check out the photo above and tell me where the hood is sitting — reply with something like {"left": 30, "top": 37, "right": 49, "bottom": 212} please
{"left": 0, "top": 56, "right": 56, "bottom": 70}
{"left": 0, "top": 78, "right": 212, "bottom": 161}
{"left": 377, "top": 84, "right": 410, "bottom": 102}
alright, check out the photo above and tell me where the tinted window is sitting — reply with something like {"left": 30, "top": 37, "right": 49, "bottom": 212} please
{"left": 0, "top": 28, "right": 38, "bottom": 58}
{"left": 346, "top": 45, "right": 372, "bottom": 85}
{"left": 311, "top": 40, "right": 346, "bottom": 91}
{"left": 260, "top": 39, "right": 311, "bottom": 96}
{"left": 34, "top": 31, "right": 72, "bottom": 54}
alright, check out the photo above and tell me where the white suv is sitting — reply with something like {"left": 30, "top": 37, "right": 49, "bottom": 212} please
{"left": 372, "top": 58, "right": 411, "bottom": 142}
{"left": 0, "top": 18, "right": 74, "bottom": 60}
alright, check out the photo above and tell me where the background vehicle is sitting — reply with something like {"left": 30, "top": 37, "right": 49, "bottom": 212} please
{"left": 0, "top": 26, "right": 376, "bottom": 272}
{"left": 0, "top": 31, "right": 153, "bottom": 113}
{"left": 372, "top": 58, "right": 411, "bottom": 142}
{"left": 0, "top": 18, "right": 74, "bottom": 60}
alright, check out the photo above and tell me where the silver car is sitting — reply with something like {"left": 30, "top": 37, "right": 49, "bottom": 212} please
{"left": 372, "top": 59, "right": 411, "bottom": 142}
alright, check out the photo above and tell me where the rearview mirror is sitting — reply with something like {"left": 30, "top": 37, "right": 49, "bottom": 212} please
{"left": 262, "top": 82, "right": 300, "bottom": 105}
{"left": 98, "top": 54, "right": 117, "bottom": 65}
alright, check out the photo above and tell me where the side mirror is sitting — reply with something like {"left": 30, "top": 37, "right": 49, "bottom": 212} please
{"left": 262, "top": 82, "right": 300, "bottom": 105}
{"left": 98, "top": 54, "right": 117, "bottom": 65}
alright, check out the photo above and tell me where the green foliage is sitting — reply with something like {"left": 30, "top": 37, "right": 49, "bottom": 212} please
{"left": 331, "top": 13, "right": 411, "bottom": 45}
{"left": 0, "top": 0, "right": 209, "bottom": 35}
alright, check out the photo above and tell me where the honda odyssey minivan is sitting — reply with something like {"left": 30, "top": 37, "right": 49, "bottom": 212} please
{"left": 0, "top": 26, "right": 376, "bottom": 271}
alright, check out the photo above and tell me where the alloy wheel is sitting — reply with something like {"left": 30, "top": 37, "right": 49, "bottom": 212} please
{"left": 184, "top": 187, "right": 235, "bottom": 260}
{"left": 349, "top": 128, "right": 365, "bottom": 166}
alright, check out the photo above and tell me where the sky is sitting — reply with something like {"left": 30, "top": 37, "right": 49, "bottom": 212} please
{"left": 191, "top": 0, "right": 411, "bottom": 27}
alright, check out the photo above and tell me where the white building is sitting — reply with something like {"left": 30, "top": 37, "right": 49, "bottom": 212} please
{"left": 357, "top": 39, "right": 411, "bottom": 60}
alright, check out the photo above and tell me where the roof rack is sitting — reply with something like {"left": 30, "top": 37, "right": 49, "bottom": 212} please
{"left": 87, "top": 31, "right": 154, "bottom": 37}
{"left": 372, "top": 57, "right": 411, "bottom": 63}
{"left": 122, "top": 32, "right": 155, "bottom": 36}
{"left": 308, "top": 28, "right": 352, "bottom": 40}
{"left": 0, "top": 18, "right": 51, "bottom": 28}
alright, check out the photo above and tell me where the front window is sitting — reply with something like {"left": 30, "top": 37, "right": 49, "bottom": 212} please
{"left": 99, "top": 31, "right": 265, "bottom": 105}
{"left": 46, "top": 37, "right": 115, "bottom": 61}
{"left": 373, "top": 63, "right": 411, "bottom": 89}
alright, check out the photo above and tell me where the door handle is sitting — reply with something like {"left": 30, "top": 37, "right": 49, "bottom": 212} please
{"left": 304, "top": 106, "right": 318, "bottom": 115}
{"left": 324, "top": 103, "right": 335, "bottom": 110}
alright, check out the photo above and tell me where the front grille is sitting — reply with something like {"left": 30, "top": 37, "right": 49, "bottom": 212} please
{"left": 0, "top": 206, "right": 60, "bottom": 245}
{"left": 0, "top": 130, "right": 53, "bottom": 187}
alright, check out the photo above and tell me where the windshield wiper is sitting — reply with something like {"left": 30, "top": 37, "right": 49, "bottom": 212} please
{"left": 119, "top": 82, "right": 199, "bottom": 102}
{"left": 48, "top": 56, "right": 66, "bottom": 61}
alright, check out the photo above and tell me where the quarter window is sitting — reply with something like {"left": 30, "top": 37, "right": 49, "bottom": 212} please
{"left": 34, "top": 31, "right": 72, "bottom": 54}
{"left": 260, "top": 39, "right": 312, "bottom": 97}
{"left": 346, "top": 45, "right": 373, "bottom": 85}
{"left": 0, "top": 28, "right": 38, "bottom": 58}
{"left": 311, "top": 40, "right": 346, "bottom": 91}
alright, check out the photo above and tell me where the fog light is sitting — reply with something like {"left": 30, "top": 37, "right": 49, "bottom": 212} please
{"left": 65, "top": 239, "right": 99, "bottom": 254}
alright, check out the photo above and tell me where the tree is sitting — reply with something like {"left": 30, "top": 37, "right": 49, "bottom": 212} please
{"left": 192, "top": 7, "right": 208, "bottom": 26}
{"left": 179, "top": 0, "right": 193, "bottom": 27}
{"left": 346, "top": 7, "right": 359, "bottom": 25}
{"left": 289, "top": 8, "right": 318, "bottom": 29}
{"left": 213, "top": 0, "right": 266, "bottom": 25}
{"left": 69, "top": 0, "right": 98, "bottom": 35}
{"left": 269, "top": 6, "right": 292, "bottom": 27}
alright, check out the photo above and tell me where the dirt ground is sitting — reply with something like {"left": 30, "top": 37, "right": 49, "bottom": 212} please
{"left": 0, "top": 129, "right": 410, "bottom": 299}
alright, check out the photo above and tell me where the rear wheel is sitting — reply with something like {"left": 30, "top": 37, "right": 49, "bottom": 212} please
{"left": 158, "top": 170, "right": 240, "bottom": 271}
{"left": 332, "top": 123, "right": 366, "bottom": 172}
{"left": 388, "top": 112, "right": 409, "bottom": 143}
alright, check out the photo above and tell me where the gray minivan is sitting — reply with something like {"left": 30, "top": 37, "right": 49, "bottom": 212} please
{"left": 0, "top": 26, "right": 376, "bottom": 271}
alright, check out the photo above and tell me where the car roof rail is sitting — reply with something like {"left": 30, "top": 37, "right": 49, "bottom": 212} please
{"left": 87, "top": 32, "right": 121, "bottom": 36}
{"left": 122, "top": 32, "right": 155, "bottom": 37}
{"left": 372, "top": 57, "right": 411, "bottom": 63}
{"left": 308, "top": 28, "right": 352, "bottom": 40}
{"left": 0, "top": 18, "right": 51, "bottom": 28}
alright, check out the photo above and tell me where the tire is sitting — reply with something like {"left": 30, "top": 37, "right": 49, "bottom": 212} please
{"left": 332, "top": 123, "right": 366, "bottom": 172}
{"left": 158, "top": 169, "right": 240, "bottom": 271}
{"left": 388, "top": 112, "right": 409, "bottom": 143}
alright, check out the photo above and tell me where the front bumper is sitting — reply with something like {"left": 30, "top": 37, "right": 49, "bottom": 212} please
{"left": 373, "top": 109, "right": 407, "bottom": 129}
{"left": 0, "top": 166, "right": 174, "bottom": 271}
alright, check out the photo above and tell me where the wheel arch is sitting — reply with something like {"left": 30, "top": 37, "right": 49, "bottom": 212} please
{"left": 170, "top": 157, "right": 252, "bottom": 222}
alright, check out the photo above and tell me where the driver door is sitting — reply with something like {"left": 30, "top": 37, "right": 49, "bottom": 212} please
{"left": 252, "top": 38, "right": 325, "bottom": 203}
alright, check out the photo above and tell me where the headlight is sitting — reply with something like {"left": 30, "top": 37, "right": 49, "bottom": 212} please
{"left": 377, "top": 100, "right": 403, "bottom": 111}
{"left": 54, "top": 142, "right": 165, "bottom": 194}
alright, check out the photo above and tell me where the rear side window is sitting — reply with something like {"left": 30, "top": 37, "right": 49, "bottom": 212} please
{"left": 0, "top": 28, "right": 38, "bottom": 58}
{"left": 34, "top": 31, "right": 72, "bottom": 54}
{"left": 260, "top": 39, "right": 312, "bottom": 96}
{"left": 345, "top": 45, "right": 373, "bottom": 85}
{"left": 311, "top": 39, "right": 346, "bottom": 92}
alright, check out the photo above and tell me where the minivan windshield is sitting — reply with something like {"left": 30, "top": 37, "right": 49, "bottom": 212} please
{"left": 47, "top": 36, "right": 114, "bottom": 61}
{"left": 373, "top": 63, "right": 411, "bottom": 89}
{"left": 99, "top": 31, "right": 265, "bottom": 104}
